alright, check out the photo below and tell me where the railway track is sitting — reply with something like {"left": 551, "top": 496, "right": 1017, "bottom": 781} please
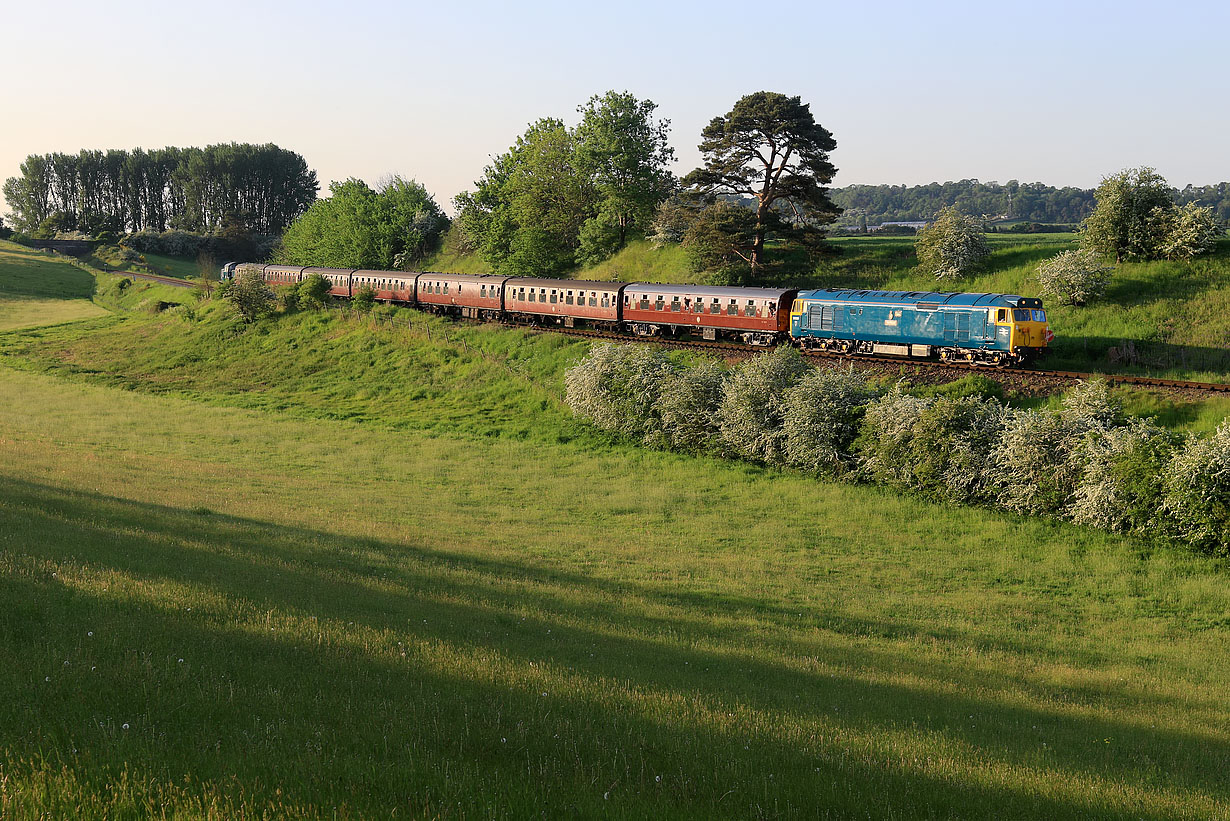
{"left": 536, "top": 325, "right": 1230, "bottom": 396}
{"left": 107, "top": 270, "right": 197, "bottom": 289}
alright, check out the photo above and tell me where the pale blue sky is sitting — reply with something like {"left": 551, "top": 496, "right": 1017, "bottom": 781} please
{"left": 2, "top": 0, "right": 1226, "bottom": 217}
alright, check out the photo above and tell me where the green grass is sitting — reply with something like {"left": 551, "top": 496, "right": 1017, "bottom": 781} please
{"left": 0, "top": 242, "right": 110, "bottom": 330}
{"left": 3, "top": 234, "right": 1230, "bottom": 817}
{"left": 3, "top": 358, "right": 1230, "bottom": 819}
{"left": 1, "top": 265, "right": 1230, "bottom": 817}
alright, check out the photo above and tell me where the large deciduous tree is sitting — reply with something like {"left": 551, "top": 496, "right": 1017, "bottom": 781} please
{"left": 453, "top": 91, "right": 677, "bottom": 276}
{"left": 914, "top": 207, "right": 990, "bottom": 279}
{"left": 574, "top": 91, "right": 676, "bottom": 265}
{"left": 682, "top": 92, "right": 839, "bottom": 278}
{"left": 276, "top": 177, "right": 446, "bottom": 269}
{"left": 1079, "top": 166, "right": 1223, "bottom": 263}
{"left": 1081, "top": 167, "right": 1175, "bottom": 262}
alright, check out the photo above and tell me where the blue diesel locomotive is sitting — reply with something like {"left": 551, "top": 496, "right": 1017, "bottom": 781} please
{"left": 791, "top": 289, "right": 1051, "bottom": 366}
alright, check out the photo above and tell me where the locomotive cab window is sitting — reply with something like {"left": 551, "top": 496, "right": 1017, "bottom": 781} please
{"left": 1013, "top": 309, "right": 1031, "bottom": 321}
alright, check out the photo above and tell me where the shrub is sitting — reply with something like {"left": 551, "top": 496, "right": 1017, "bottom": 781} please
{"left": 297, "top": 274, "right": 332, "bottom": 309}
{"left": 1070, "top": 420, "right": 1178, "bottom": 534}
{"left": 783, "top": 366, "right": 880, "bottom": 478}
{"left": 993, "top": 380, "right": 1121, "bottom": 516}
{"left": 1161, "top": 420, "right": 1230, "bottom": 555}
{"left": 352, "top": 286, "right": 377, "bottom": 314}
{"left": 914, "top": 207, "right": 990, "bottom": 279}
{"left": 717, "top": 346, "right": 809, "bottom": 464}
{"left": 564, "top": 343, "right": 676, "bottom": 442}
{"left": 855, "top": 387, "right": 933, "bottom": 488}
{"left": 224, "top": 267, "right": 275, "bottom": 323}
{"left": 655, "top": 360, "right": 728, "bottom": 453}
{"left": 858, "top": 390, "right": 1003, "bottom": 502}
{"left": 1035, "top": 249, "right": 1114, "bottom": 306}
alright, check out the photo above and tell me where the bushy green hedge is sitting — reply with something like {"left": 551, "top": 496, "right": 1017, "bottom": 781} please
{"left": 565, "top": 344, "right": 1230, "bottom": 555}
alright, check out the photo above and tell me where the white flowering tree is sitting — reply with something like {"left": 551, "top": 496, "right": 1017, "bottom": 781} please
{"left": 564, "top": 343, "right": 676, "bottom": 441}
{"left": 783, "top": 366, "right": 880, "bottom": 478}
{"left": 1158, "top": 202, "right": 1223, "bottom": 261}
{"left": 1035, "top": 249, "right": 1114, "bottom": 306}
{"left": 914, "top": 207, "right": 990, "bottom": 279}
{"left": 1162, "top": 420, "right": 1230, "bottom": 554}
{"left": 1070, "top": 420, "right": 1178, "bottom": 533}
{"left": 655, "top": 360, "right": 728, "bottom": 453}
{"left": 718, "top": 346, "right": 809, "bottom": 464}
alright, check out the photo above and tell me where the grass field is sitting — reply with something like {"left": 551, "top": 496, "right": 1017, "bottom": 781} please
{"left": 2, "top": 240, "right": 1230, "bottom": 818}
{"left": 0, "top": 243, "right": 110, "bottom": 330}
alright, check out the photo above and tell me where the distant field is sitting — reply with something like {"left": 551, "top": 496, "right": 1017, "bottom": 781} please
{"left": 0, "top": 242, "right": 109, "bottom": 329}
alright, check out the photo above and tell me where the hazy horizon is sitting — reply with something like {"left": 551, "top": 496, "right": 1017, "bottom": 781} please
{"left": 3, "top": 0, "right": 1227, "bottom": 221}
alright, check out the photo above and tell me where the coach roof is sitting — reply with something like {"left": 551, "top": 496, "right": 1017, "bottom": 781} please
{"left": 624, "top": 283, "right": 796, "bottom": 299}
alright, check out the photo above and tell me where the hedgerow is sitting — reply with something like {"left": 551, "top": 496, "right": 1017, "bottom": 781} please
{"left": 565, "top": 343, "right": 1230, "bottom": 556}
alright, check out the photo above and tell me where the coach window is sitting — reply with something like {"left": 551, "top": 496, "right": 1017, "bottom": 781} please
{"left": 528, "top": 289, "right": 536, "bottom": 302}
{"left": 670, "top": 297, "right": 681, "bottom": 312}
{"left": 654, "top": 296, "right": 665, "bottom": 311}
{"left": 693, "top": 299, "right": 704, "bottom": 313}
{"left": 565, "top": 291, "right": 574, "bottom": 305}
{"left": 726, "top": 299, "right": 737, "bottom": 316}
{"left": 480, "top": 285, "right": 487, "bottom": 298}
{"left": 591, "top": 294, "right": 599, "bottom": 307}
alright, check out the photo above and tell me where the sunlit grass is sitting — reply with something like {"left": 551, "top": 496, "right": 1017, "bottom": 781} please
{"left": 2, "top": 365, "right": 1229, "bottom": 818}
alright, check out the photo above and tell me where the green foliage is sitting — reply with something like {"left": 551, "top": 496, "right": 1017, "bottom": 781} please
{"left": 352, "top": 286, "right": 376, "bottom": 314}
{"left": 1035, "top": 248, "right": 1114, "bottom": 306}
{"left": 276, "top": 177, "right": 446, "bottom": 270}
{"left": 296, "top": 273, "right": 331, "bottom": 309}
{"left": 456, "top": 92, "right": 673, "bottom": 276}
{"left": 1157, "top": 201, "right": 1224, "bottom": 260}
{"left": 857, "top": 390, "right": 1004, "bottom": 503}
{"left": 1071, "top": 420, "right": 1178, "bottom": 534}
{"left": 653, "top": 359, "right": 727, "bottom": 453}
{"left": 914, "top": 207, "right": 990, "bottom": 279}
{"left": 563, "top": 342, "right": 676, "bottom": 441}
{"left": 682, "top": 91, "right": 839, "bottom": 278}
{"left": 993, "top": 380, "right": 1122, "bottom": 516}
{"left": 224, "top": 267, "right": 275, "bottom": 323}
{"left": 783, "top": 366, "right": 880, "bottom": 477}
{"left": 574, "top": 91, "right": 676, "bottom": 264}
{"left": 1080, "top": 167, "right": 1221, "bottom": 263}
{"left": 681, "top": 200, "right": 757, "bottom": 283}
{"left": 717, "top": 346, "right": 809, "bottom": 463}
{"left": 2, "top": 144, "right": 317, "bottom": 234}
{"left": 1162, "top": 420, "right": 1230, "bottom": 554}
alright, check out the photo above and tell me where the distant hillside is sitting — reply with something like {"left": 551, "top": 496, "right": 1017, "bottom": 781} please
{"left": 831, "top": 180, "right": 1230, "bottom": 227}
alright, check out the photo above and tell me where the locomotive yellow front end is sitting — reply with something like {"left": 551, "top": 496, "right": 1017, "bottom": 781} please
{"left": 1007, "top": 297, "right": 1052, "bottom": 360}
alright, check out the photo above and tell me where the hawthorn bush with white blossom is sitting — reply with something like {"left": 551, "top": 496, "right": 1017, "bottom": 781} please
{"left": 565, "top": 344, "right": 1230, "bottom": 554}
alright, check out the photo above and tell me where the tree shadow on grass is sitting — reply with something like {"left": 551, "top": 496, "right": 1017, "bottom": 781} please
{"left": 2, "top": 477, "right": 1227, "bottom": 818}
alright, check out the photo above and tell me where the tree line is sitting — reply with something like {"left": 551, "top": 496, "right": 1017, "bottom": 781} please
{"left": 2, "top": 143, "right": 318, "bottom": 236}
{"left": 831, "top": 179, "right": 1230, "bottom": 227}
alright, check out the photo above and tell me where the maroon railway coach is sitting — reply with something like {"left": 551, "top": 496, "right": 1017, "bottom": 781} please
{"left": 503, "top": 278, "right": 625, "bottom": 328}
{"left": 301, "top": 266, "right": 355, "bottom": 298}
{"left": 621, "top": 283, "right": 798, "bottom": 346}
{"left": 352, "top": 269, "right": 415, "bottom": 303}
{"left": 415, "top": 273, "right": 509, "bottom": 319}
